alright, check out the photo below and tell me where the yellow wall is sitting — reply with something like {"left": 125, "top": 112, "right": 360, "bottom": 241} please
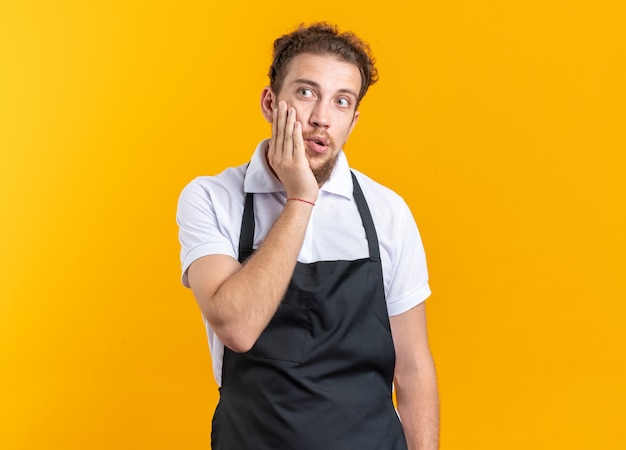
{"left": 1, "top": 1, "right": 624, "bottom": 448}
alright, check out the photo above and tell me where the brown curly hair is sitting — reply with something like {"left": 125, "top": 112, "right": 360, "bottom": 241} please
{"left": 269, "top": 23, "right": 378, "bottom": 106}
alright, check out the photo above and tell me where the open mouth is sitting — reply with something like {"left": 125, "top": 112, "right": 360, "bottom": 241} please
{"left": 304, "top": 135, "right": 330, "bottom": 154}
{"left": 306, "top": 137, "right": 327, "bottom": 146}
{"left": 305, "top": 139, "right": 328, "bottom": 154}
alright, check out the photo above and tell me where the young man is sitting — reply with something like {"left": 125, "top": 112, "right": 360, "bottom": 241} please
{"left": 177, "top": 23, "right": 439, "bottom": 450}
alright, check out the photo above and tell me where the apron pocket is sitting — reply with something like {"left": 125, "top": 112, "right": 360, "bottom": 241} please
{"left": 247, "top": 288, "right": 311, "bottom": 363}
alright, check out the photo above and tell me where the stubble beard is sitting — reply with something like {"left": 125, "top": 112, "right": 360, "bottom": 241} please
{"left": 303, "top": 130, "right": 341, "bottom": 186}
{"left": 311, "top": 152, "right": 339, "bottom": 186}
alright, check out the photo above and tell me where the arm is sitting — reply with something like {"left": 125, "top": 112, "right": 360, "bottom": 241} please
{"left": 187, "top": 101, "right": 318, "bottom": 353}
{"left": 390, "top": 302, "right": 440, "bottom": 450}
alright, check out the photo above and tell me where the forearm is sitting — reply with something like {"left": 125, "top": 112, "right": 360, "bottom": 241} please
{"left": 189, "top": 100, "right": 317, "bottom": 352}
{"left": 203, "top": 200, "right": 313, "bottom": 351}
{"left": 395, "top": 360, "right": 440, "bottom": 450}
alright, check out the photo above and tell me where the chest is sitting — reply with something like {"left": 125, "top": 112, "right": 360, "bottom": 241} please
{"left": 249, "top": 191, "right": 371, "bottom": 263}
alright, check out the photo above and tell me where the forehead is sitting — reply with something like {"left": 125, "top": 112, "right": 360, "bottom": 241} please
{"left": 281, "top": 53, "right": 361, "bottom": 95}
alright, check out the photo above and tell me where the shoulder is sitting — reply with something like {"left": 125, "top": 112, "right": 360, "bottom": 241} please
{"left": 350, "top": 169, "right": 419, "bottom": 250}
{"left": 176, "top": 164, "right": 249, "bottom": 286}
{"left": 350, "top": 169, "right": 430, "bottom": 313}
{"left": 178, "top": 164, "right": 247, "bottom": 211}
{"left": 180, "top": 164, "right": 247, "bottom": 196}
{"left": 350, "top": 169, "right": 410, "bottom": 215}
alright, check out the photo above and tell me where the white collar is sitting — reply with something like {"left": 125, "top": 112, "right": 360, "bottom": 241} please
{"left": 243, "top": 139, "right": 353, "bottom": 199}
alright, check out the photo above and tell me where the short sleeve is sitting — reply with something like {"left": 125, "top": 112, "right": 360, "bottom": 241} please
{"left": 176, "top": 178, "right": 239, "bottom": 287}
{"left": 383, "top": 202, "right": 431, "bottom": 316}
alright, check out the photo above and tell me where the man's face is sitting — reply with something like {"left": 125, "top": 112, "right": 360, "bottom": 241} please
{"left": 267, "top": 53, "right": 362, "bottom": 183}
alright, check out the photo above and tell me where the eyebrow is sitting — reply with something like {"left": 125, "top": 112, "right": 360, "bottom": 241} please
{"left": 294, "top": 78, "right": 358, "bottom": 99}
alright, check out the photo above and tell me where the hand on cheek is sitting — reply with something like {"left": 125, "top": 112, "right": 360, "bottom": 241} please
{"left": 267, "top": 101, "right": 318, "bottom": 203}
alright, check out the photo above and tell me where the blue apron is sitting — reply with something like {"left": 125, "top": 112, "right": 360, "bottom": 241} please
{"left": 211, "top": 172, "right": 407, "bottom": 449}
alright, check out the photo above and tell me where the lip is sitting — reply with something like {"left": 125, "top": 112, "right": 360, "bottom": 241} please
{"left": 304, "top": 136, "right": 329, "bottom": 154}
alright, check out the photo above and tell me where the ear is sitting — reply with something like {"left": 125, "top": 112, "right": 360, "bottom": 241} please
{"left": 260, "top": 87, "right": 275, "bottom": 123}
{"left": 348, "top": 110, "right": 360, "bottom": 135}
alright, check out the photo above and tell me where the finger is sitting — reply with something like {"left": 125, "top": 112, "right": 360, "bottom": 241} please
{"left": 269, "top": 102, "right": 278, "bottom": 155}
{"left": 293, "top": 121, "right": 305, "bottom": 162}
{"left": 283, "top": 107, "right": 296, "bottom": 158}
{"left": 275, "top": 101, "right": 287, "bottom": 156}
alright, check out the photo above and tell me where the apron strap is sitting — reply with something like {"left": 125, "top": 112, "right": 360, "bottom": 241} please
{"left": 238, "top": 171, "right": 381, "bottom": 263}
{"left": 238, "top": 192, "right": 255, "bottom": 263}
{"left": 351, "top": 171, "right": 381, "bottom": 261}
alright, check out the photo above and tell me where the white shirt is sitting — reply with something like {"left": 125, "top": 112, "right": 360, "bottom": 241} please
{"left": 177, "top": 140, "right": 431, "bottom": 385}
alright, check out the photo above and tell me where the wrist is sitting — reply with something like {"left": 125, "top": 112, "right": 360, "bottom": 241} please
{"left": 286, "top": 197, "right": 316, "bottom": 206}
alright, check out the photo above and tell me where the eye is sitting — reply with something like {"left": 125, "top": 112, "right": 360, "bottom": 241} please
{"left": 336, "top": 97, "right": 350, "bottom": 108}
{"left": 298, "top": 88, "right": 314, "bottom": 97}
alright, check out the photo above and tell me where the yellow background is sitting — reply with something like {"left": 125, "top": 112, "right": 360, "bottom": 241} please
{"left": 1, "top": 1, "right": 624, "bottom": 449}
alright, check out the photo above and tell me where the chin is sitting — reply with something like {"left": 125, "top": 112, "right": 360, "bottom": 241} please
{"left": 310, "top": 153, "right": 339, "bottom": 186}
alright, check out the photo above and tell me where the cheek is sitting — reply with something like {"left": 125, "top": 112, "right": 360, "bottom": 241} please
{"left": 286, "top": 98, "right": 313, "bottom": 119}
{"left": 336, "top": 118, "right": 355, "bottom": 138}
{"left": 294, "top": 107, "right": 308, "bottom": 122}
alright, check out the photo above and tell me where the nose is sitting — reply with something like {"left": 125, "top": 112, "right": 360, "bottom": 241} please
{"left": 309, "top": 101, "right": 330, "bottom": 129}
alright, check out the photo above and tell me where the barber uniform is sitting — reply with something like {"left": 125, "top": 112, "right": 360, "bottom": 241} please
{"left": 210, "top": 172, "right": 408, "bottom": 450}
